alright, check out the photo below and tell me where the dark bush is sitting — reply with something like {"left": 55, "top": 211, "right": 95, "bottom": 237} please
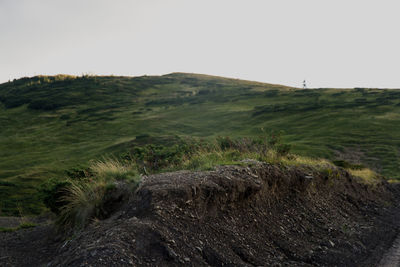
{"left": 268, "top": 131, "right": 283, "bottom": 146}
{"left": 28, "top": 99, "right": 64, "bottom": 110}
{"left": 39, "top": 178, "right": 72, "bottom": 215}
{"left": 264, "top": 90, "right": 279, "bottom": 97}
{"left": 198, "top": 89, "right": 214, "bottom": 95}
{"left": 129, "top": 141, "right": 199, "bottom": 172}
{"left": 65, "top": 166, "right": 90, "bottom": 179}
{"left": 59, "top": 114, "right": 71, "bottom": 120}
{"left": 2, "top": 97, "right": 29, "bottom": 108}
{"left": 277, "top": 144, "right": 291, "bottom": 156}
{"left": 0, "top": 181, "right": 16, "bottom": 187}
{"left": 217, "top": 136, "right": 234, "bottom": 150}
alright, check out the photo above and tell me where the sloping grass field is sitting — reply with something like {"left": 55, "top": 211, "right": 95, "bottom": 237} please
{"left": 1, "top": 73, "right": 400, "bottom": 215}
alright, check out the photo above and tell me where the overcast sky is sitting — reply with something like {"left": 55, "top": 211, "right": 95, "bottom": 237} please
{"left": 1, "top": 0, "right": 399, "bottom": 88}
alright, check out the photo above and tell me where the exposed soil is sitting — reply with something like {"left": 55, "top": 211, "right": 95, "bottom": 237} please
{"left": 1, "top": 162, "right": 400, "bottom": 266}
{"left": 379, "top": 234, "right": 400, "bottom": 266}
{"left": 0, "top": 217, "right": 23, "bottom": 228}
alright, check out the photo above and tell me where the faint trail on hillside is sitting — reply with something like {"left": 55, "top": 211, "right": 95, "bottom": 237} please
{"left": 379, "top": 233, "right": 400, "bottom": 267}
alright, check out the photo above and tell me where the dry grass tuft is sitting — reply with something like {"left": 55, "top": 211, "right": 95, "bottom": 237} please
{"left": 57, "top": 181, "right": 106, "bottom": 230}
{"left": 56, "top": 158, "right": 141, "bottom": 231}
{"left": 275, "top": 153, "right": 332, "bottom": 169}
{"left": 347, "top": 168, "right": 381, "bottom": 185}
{"left": 90, "top": 158, "right": 137, "bottom": 181}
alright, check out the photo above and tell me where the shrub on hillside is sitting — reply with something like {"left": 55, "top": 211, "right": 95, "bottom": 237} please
{"left": 28, "top": 99, "right": 65, "bottom": 111}
{"left": 130, "top": 143, "right": 195, "bottom": 172}
{"left": 39, "top": 178, "right": 72, "bottom": 215}
{"left": 277, "top": 144, "right": 291, "bottom": 157}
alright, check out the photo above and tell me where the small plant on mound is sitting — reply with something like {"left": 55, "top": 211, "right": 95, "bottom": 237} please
{"left": 57, "top": 181, "right": 107, "bottom": 230}
{"left": 43, "top": 159, "right": 141, "bottom": 231}
{"left": 57, "top": 181, "right": 140, "bottom": 231}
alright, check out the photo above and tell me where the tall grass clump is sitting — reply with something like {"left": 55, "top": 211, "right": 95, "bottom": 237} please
{"left": 57, "top": 181, "right": 107, "bottom": 230}
{"left": 42, "top": 159, "right": 141, "bottom": 231}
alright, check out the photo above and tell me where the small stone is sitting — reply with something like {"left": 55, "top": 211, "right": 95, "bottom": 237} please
{"left": 184, "top": 257, "right": 190, "bottom": 262}
{"left": 167, "top": 248, "right": 178, "bottom": 258}
{"left": 329, "top": 240, "right": 335, "bottom": 247}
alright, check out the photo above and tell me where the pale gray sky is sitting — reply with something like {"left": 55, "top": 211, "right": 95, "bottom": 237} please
{"left": 1, "top": 0, "right": 399, "bottom": 88}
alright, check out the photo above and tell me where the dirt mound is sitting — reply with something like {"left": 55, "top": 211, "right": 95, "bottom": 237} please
{"left": 2, "top": 163, "right": 400, "bottom": 266}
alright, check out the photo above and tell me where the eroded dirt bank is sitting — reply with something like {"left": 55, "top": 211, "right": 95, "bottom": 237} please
{"left": 1, "top": 162, "right": 400, "bottom": 266}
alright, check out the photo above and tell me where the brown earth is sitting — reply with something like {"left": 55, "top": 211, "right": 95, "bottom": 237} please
{"left": 1, "top": 162, "right": 400, "bottom": 266}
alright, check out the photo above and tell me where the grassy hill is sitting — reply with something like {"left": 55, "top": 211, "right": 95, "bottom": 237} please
{"left": 1, "top": 73, "right": 400, "bottom": 215}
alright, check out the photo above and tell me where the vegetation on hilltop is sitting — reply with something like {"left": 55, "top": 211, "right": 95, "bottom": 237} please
{"left": 0, "top": 73, "right": 399, "bottom": 215}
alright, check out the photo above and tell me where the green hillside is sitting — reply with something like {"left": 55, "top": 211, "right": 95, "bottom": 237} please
{"left": 1, "top": 73, "right": 400, "bottom": 215}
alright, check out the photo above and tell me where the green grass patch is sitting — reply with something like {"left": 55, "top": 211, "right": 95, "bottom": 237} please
{"left": 1, "top": 73, "right": 400, "bottom": 215}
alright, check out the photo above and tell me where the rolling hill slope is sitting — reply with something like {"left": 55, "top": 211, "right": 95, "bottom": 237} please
{"left": 1, "top": 72, "right": 400, "bottom": 215}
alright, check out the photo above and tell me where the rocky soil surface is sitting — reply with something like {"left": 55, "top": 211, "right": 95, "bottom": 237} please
{"left": 0, "top": 217, "right": 23, "bottom": 228}
{"left": 1, "top": 162, "right": 400, "bottom": 266}
{"left": 379, "top": 234, "right": 400, "bottom": 267}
